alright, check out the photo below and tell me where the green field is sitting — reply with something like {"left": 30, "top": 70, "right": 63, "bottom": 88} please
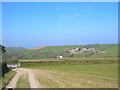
{"left": 20, "top": 58, "right": 118, "bottom": 68}
{"left": 21, "top": 44, "right": 118, "bottom": 59}
{"left": 23, "top": 64, "right": 118, "bottom": 88}
{"left": 2, "top": 44, "right": 119, "bottom": 88}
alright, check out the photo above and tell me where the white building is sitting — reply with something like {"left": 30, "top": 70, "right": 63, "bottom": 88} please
{"left": 57, "top": 56, "right": 63, "bottom": 58}
{"left": 75, "top": 48, "right": 79, "bottom": 50}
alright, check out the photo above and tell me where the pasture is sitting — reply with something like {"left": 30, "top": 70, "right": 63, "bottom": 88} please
{"left": 21, "top": 44, "right": 118, "bottom": 59}
{"left": 22, "top": 63, "right": 118, "bottom": 88}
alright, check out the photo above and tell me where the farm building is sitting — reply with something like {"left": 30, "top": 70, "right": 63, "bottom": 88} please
{"left": 66, "top": 48, "right": 96, "bottom": 54}
{"left": 57, "top": 56, "right": 64, "bottom": 58}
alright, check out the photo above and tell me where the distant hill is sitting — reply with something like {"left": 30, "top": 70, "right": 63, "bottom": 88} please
{"left": 21, "top": 44, "right": 118, "bottom": 59}
{"left": 6, "top": 47, "right": 25, "bottom": 52}
{"left": 3, "top": 47, "right": 25, "bottom": 60}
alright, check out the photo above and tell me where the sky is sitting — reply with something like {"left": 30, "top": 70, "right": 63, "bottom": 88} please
{"left": 2, "top": 2, "right": 118, "bottom": 48}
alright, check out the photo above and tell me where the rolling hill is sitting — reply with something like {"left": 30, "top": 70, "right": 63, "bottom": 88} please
{"left": 3, "top": 47, "right": 25, "bottom": 60}
{"left": 6, "top": 47, "right": 25, "bottom": 52}
{"left": 21, "top": 44, "right": 119, "bottom": 59}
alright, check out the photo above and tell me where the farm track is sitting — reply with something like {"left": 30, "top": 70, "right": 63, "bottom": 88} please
{"left": 6, "top": 69, "right": 22, "bottom": 88}
{"left": 6, "top": 68, "right": 42, "bottom": 88}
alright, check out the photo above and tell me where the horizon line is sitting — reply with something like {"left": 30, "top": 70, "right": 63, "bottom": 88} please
{"left": 4, "top": 43, "right": 119, "bottom": 48}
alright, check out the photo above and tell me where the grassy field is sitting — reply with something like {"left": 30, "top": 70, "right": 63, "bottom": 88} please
{"left": 20, "top": 58, "right": 118, "bottom": 68}
{"left": 21, "top": 44, "right": 118, "bottom": 59}
{"left": 24, "top": 64, "right": 118, "bottom": 88}
{"left": 90, "top": 45, "right": 118, "bottom": 58}
{"left": 6, "top": 60, "right": 18, "bottom": 65}
{"left": 16, "top": 71, "right": 30, "bottom": 88}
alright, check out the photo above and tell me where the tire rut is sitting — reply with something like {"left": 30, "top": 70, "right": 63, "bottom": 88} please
{"left": 6, "top": 68, "right": 42, "bottom": 88}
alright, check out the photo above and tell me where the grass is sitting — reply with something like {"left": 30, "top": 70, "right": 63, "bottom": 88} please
{"left": 24, "top": 64, "right": 118, "bottom": 88}
{"left": 16, "top": 71, "right": 30, "bottom": 88}
{"left": 1, "top": 70, "right": 16, "bottom": 89}
{"left": 6, "top": 60, "right": 18, "bottom": 65}
{"left": 90, "top": 45, "right": 118, "bottom": 58}
{"left": 20, "top": 58, "right": 118, "bottom": 68}
{"left": 22, "top": 44, "right": 118, "bottom": 59}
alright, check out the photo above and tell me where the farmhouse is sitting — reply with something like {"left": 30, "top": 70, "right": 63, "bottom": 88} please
{"left": 66, "top": 48, "right": 96, "bottom": 54}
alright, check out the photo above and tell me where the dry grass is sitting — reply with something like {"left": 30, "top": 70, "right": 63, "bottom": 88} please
{"left": 31, "top": 64, "right": 118, "bottom": 88}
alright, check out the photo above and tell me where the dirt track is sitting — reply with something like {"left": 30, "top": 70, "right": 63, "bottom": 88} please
{"left": 6, "top": 68, "right": 42, "bottom": 88}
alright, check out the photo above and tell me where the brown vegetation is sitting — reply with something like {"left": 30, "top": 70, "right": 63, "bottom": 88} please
{"left": 28, "top": 47, "right": 45, "bottom": 50}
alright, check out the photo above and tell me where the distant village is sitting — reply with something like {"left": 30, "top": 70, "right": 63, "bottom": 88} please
{"left": 66, "top": 48, "right": 97, "bottom": 54}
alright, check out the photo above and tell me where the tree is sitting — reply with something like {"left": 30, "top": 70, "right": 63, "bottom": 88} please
{"left": 0, "top": 45, "right": 6, "bottom": 54}
{"left": 0, "top": 45, "right": 9, "bottom": 77}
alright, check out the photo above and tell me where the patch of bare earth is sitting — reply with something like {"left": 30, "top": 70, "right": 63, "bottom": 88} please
{"left": 96, "top": 50, "right": 107, "bottom": 53}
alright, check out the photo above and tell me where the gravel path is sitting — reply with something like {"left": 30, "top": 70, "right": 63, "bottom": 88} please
{"left": 6, "top": 68, "right": 42, "bottom": 88}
